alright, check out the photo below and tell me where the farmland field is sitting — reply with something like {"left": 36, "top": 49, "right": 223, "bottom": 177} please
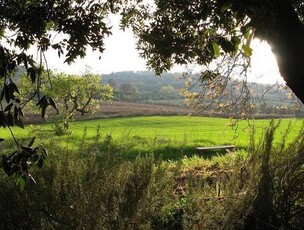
{"left": 1, "top": 116, "right": 303, "bottom": 159}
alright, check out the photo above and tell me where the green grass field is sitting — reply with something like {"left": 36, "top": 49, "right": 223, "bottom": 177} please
{"left": 1, "top": 116, "right": 303, "bottom": 159}
{"left": 1, "top": 116, "right": 304, "bottom": 229}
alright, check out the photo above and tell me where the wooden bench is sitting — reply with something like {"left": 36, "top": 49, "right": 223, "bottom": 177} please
{"left": 196, "top": 145, "right": 236, "bottom": 154}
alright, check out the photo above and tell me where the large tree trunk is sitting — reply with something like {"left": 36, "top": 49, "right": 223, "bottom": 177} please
{"left": 254, "top": 1, "right": 304, "bottom": 104}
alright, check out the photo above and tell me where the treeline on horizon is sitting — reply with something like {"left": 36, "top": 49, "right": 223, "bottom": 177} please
{"left": 11, "top": 68, "right": 304, "bottom": 117}
{"left": 102, "top": 71, "right": 304, "bottom": 117}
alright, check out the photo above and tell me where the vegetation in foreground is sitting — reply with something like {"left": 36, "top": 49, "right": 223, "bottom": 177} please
{"left": 0, "top": 121, "right": 303, "bottom": 229}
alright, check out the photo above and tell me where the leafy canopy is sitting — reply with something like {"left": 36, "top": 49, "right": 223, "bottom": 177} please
{"left": 19, "top": 71, "right": 113, "bottom": 134}
{"left": 0, "top": 0, "right": 120, "bottom": 182}
{"left": 124, "top": 0, "right": 304, "bottom": 74}
{"left": 122, "top": 0, "right": 304, "bottom": 114}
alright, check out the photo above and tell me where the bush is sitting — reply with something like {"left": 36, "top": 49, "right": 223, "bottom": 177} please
{"left": 0, "top": 136, "right": 177, "bottom": 229}
{"left": 149, "top": 121, "right": 304, "bottom": 230}
{"left": 49, "top": 115, "right": 72, "bottom": 136}
{"left": 243, "top": 121, "right": 304, "bottom": 230}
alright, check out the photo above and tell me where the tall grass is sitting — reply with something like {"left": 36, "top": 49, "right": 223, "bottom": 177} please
{"left": 0, "top": 138, "right": 177, "bottom": 229}
{"left": 243, "top": 121, "right": 304, "bottom": 230}
{"left": 0, "top": 120, "right": 303, "bottom": 229}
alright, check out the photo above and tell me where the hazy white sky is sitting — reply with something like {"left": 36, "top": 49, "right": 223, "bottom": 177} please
{"left": 43, "top": 16, "right": 283, "bottom": 84}
{"left": 45, "top": 16, "right": 147, "bottom": 75}
{"left": 250, "top": 40, "right": 283, "bottom": 84}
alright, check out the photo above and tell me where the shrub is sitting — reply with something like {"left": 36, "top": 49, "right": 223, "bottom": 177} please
{"left": 50, "top": 115, "right": 72, "bottom": 136}
{"left": 243, "top": 121, "right": 304, "bottom": 230}
{"left": 0, "top": 136, "right": 177, "bottom": 229}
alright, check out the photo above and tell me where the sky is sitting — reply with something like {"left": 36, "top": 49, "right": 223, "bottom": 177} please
{"left": 43, "top": 16, "right": 283, "bottom": 84}
{"left": 45, "top": 16, "right": 147, "bottom": 75}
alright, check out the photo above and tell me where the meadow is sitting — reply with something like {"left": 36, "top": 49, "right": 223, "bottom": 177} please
{"left": 1, "top": 116, "right": 304, "bottom": 229}
{"left": 1, "top": 115, "right": 303, "bottom": 161}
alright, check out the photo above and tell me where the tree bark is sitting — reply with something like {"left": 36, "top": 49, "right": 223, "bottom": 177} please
{"left": 255, "top": 1, "right": 304, "bottom": 104}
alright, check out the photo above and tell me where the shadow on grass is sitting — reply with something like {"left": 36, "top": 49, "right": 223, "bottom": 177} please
{"left": 121, "top": 146, "right": 242, "bottom": 161}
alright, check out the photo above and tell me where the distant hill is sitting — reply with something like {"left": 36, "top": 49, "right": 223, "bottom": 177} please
{"left": 101, "top": 71, "right": 304, "bottom": 117}
{"left": 102, "top": 71, "right": 293, "bottom": 104}
{"left": 11, "top": 68, "right": 303, "bottom": 117}
{"left": 101, "top": 71, "right": 185, "bottom": 92}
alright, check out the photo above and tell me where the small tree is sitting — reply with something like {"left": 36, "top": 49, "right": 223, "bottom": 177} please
{"left": 120, "top": 83, "right": 137, "bottom": 95}
{"left": 160, "top": 85, "right": 176, "bottom": 95}
{"left": 107, "top": 78, "right": 118, "bottom": 90}
{"left": 19, "top": 71, "right": 113, "bottom": 135}
{"left": 49, "top": 73, "right": 112, "bottom": 134}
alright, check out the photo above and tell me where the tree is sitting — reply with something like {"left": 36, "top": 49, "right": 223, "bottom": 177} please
{"left": 0, "top": 0, "right": 120, "bottom": 181}
{"left": 107, "top": 78, "right": 118, "bottom": 90}
{"left": 46, "top": 73, "right": 112, "bottom": 134}
{"left": 160, "top": 85, "right": 176, "bottom": 95}
{"left": 120, "top": 83, "right": 138, "bottom": 95}
{"left": 123, "top": 0, "right": 304, "bottom": 104}
{"left": 1, "top": 0, "right": 304, "bottom": 180}
{"left": 19, "top": 71, "right": 113, "bottom": 135}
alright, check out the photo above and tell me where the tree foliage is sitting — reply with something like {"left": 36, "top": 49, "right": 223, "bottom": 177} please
{"left": 19, "top": 71, "right": 113, "bottom": 134}
{"left": 160, "top": 85, "right": 176, "bottom": 95}
{"left": 0, "top": 0, "right": 120, "bottom": 181}
{"left": 120, "top": 83, "right": 138, "bottom": 95}
{"left": 123, "top": 0, "right": 304, "bottom": 105}
{"left": 47, "top": 73, "right": 112, "bottom": 129}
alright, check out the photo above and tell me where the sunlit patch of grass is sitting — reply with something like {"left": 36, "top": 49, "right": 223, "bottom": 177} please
{"left": 0, "top": 116, "right": 302, "bottom": 160}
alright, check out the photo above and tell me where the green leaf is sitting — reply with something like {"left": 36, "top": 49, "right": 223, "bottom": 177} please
{"left": 241, "top": 26, "right": 251, "bottom": 40}
{"left": 212, "top": 41, "right": 220, "bottom": 57}
{"left": 37, "top": 158, "right": 44, "bottom": 169}
{"left": 219, "top": 37, "right": 235, "bottom": 53}
{"left": 36, "top": 96, "right": 48, "bottom": 118}
{"left": 16, "top": 176, "right": 26, "bottom": 191}
{"left": 228, "top": 36, "right": 240, "bottom": 55}
{"left": 10, "top": 81, "right": 20, "bottom": 94}
{"left": 221, "top": 2, "right": 232, "bottom": 12}
{"left": 231, "top": 36, "right": 241, "bottom": 46}
{"left": 15, "top": 116, "right": 24, "bottom": 129}
{"left": 27, "top": 67, "right": 36, "bottom": 83}
{"left": 242, "top": 44, "right": 253, "bottom": 56}
{"left": 4, "top": 103, "right": 14, "bottom": 112}
{"left": 7, "top": 112, "right": 14, "bottom": 126}
{"left": 48, "top": 97, "right": 58, "bottom": 112}
{"left": 28, "top": 137, "right": 36, "bottom": 147}
{"left": 4, "top": 85, "right": 11, "bottom": 103}
{"left": 41, "top": 106, "right": 47, "bottom": 119}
